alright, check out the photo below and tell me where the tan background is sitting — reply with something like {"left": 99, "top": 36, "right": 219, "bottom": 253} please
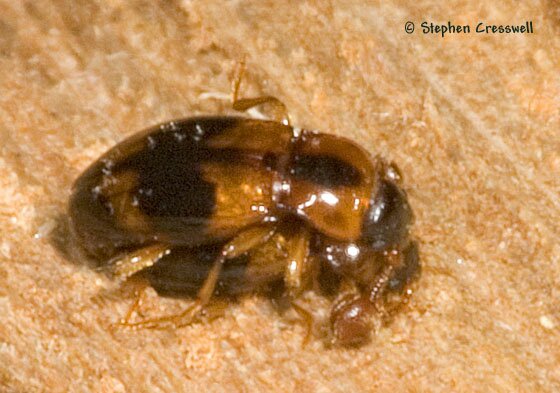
{"left": 1, "top": 1, "right": 559, "bottom": 392}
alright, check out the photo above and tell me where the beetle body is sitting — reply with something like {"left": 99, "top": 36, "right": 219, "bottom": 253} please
{"left": 70, "top": 116, "right": 419, "bottom": 345}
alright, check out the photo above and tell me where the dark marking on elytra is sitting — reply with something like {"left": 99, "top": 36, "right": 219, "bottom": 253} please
{"left": 290, "top": 154, "right": 363, "bottom": 187}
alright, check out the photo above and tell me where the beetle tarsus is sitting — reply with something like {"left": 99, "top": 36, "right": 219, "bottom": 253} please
{"left": 291, "top": 301, "right": 314, "bottom": 347}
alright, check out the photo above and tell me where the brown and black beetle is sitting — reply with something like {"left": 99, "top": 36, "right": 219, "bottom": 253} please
{"left": 69, "top": 88, "right": 420, "bottom": 346}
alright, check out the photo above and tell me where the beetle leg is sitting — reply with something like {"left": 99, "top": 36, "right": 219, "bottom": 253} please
{"left": 117, "top": 224, "right": 277, "bottom": 330}
{"left": 282, "top": 227, "right": 320, "bottom": 345}
{"left": 291, "top": 301, "right": 314, "bottom": 347}
{"left": 120, "top": 284, "right": 148, "bottom": 326}
{"left": 109, "top": 243, "right": 172, "bottom": 280}
{"left": 233, "top": 96, "right": 291, "bottom": 126}
{"left": 197, "top": 224, "right": 277, "bottom": 303}
{"left": 107, "top": 243, "right": 170, "bottom": 329}
{"left": 283, "top": 226, "right": 312, "bottom": 297}
{"left": 385, "top": 241, "right": 421, "bottom": 295}
{"left": 231, "top": 60, "right": 291, "bottom": 126}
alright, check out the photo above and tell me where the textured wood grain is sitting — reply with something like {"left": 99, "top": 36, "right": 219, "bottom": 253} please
{"left": 1, "top": 1, "right": 559, "bottom": 392}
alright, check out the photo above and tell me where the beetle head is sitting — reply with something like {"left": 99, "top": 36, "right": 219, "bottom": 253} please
{"left": 330, "top": 294, "right": 372, "bottom": 346}
{"left": 360, "top": 161, "right": 413, "bottom": 252}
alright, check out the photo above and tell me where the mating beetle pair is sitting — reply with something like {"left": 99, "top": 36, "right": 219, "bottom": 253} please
{"left": 69, "top": 75, "right": 420, "bottom": 346}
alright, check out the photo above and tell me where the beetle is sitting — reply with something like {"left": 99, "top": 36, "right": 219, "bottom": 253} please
{"left": 69, "top": 94, "right": 420, "bottom": 346}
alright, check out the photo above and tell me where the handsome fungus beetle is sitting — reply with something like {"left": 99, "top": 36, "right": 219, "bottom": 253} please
{"left": 69, "top": 74, "right": 420, "bottom": 346}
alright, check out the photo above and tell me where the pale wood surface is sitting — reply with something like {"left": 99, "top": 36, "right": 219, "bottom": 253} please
{"left": 1, "top": 1, "right": 559, "bottom": 392}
